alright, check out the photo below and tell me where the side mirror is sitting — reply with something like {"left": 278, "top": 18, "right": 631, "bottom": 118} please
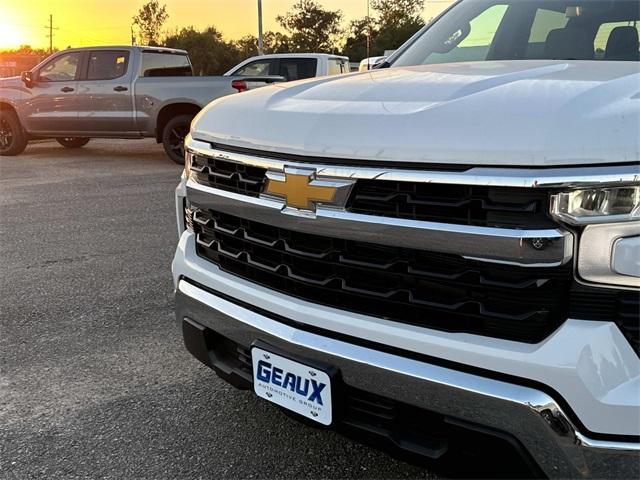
{"left": 21, "top": 71, "right": 34, "bottom": 88}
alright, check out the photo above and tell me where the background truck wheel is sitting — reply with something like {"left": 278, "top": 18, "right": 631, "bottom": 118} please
{"left": 162, "top": 115, "right": 193, "bottom": 164}
{"left": 0, "top": 110, "right": 28, "bottom": 156}
{"left": 57, "top": 137, "right": 91, "bottom": 148}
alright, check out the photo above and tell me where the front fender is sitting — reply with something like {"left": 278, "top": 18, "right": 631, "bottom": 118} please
{"left": 0, "top": 78, "right": 28, "bottom": 106}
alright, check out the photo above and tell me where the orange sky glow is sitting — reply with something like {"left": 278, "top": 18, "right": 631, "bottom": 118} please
{"left": 0, "top": 0, "right": 454, "bottom": 50}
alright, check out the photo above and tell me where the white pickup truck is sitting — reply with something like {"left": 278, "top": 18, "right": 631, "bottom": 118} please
{"left": 225, "top": 53, "right": 350, "bottom": 81}
{"left": 173, "top": 0, "right": 639, "bottom": 477}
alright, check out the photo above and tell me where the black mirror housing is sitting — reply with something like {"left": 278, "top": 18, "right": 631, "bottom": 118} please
{"left": 21, "top": 71, "right": 34, "bottom": 88}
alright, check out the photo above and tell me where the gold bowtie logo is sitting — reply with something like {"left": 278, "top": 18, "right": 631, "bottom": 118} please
{"left": 264, "top": 169, "right": 353, "bottom": 211}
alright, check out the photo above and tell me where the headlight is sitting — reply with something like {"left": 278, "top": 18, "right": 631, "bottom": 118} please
{"left": 550, "top": 186, "right": 639, "bottom": 224}
{"left": 551, "top": 185, "right": 640, "bottom": 288}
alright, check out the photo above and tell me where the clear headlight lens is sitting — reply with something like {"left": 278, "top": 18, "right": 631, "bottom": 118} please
{"left": 551, "top": 185, "right": 640, "bottom": 288}
{"left": 551, "top": 186, "right": 640, "bottom": 224}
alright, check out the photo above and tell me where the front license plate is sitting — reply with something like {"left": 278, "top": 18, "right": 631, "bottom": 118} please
{"left": 251, "top": 346, "right": 332, "bottom": 426}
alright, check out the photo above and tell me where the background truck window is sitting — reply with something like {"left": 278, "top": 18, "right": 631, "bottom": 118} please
{"left": 141, "top": 52, "right": 193, "bottom": 77}
{"left": 234, "top": 60, "right": 273, "bottom": 76}
{"left": 38, "top": 52, "right": 82, "bottom": 82}
{"left": 327, "top": 58, "right": 347, "bottom": 75}
{"left": 87, "top": 51, "right": 130, "bottom": 80}
{"left": 278, "top": 58, "right": 317, "bottom": 80}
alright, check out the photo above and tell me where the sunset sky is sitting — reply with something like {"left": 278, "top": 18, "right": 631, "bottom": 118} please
{"left": 0, "top": 0, "right": 454, "bottom": 50}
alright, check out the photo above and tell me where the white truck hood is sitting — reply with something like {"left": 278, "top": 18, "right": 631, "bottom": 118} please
{"left": 191, "top": 60, "right": 640, "bottom": 167}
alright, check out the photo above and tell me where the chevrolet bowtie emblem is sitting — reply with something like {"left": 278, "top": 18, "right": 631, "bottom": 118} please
{"left": 263, "top": 168, "right": 354, "bottom": 212}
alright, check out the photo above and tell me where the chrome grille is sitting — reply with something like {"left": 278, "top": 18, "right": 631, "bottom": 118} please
{"left": 183, "top": 141, "right": 600, "bottom": 345}
{"left": 190, "top": 154, "right": 556, "bottom": 229}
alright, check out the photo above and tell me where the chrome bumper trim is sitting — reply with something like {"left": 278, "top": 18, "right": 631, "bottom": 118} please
{"left": 186, "top": 138, "right": 640, "bottom": 189}
{"left": 176, "top": 279, "right": 640, "bottom": 479}
{"left": 187, "top": 180, "right": 573, "bottom": 267}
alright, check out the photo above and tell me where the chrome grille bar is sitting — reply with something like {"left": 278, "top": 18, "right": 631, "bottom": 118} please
{"left": 187, "top": 180, "right": 573, "bottom": 267}
{"left": 186, "top": 138, "right": 639, "bottom": 189}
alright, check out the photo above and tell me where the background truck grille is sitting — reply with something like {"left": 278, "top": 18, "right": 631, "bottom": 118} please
{"left": 192, "top": 208, "right": 571, "bottom": 343}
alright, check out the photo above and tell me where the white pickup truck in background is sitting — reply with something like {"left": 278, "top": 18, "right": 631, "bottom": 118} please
{"left": 225, "top": 53, "right": 351, "bottom": 81}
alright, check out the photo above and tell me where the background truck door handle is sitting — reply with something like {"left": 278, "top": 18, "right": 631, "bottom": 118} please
{"left": 113, "top": 86, "right": 128, "bottom": 92}
{"left": 60, "top": 87, "right": 74, "bottom": 93}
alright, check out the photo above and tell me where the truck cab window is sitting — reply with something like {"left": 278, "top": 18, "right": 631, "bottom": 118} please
{"left": 423, "top": 4, "right": 509, "bottom": 64}
{"left": 38, "top": 53, "right": 82, "bottom": 82}
{"left": 327, "top": 59, "right": 347, "bottom": 75}
{"left": 87, "top": 51, "right": 129, "bottom": 80}
{"left": 278, "top": 59, "right": 317, "bottom": 80}
{"left": 594, "top": 21, "right": 640, "bottom": 60}
{"left": 393, "top": 0, "right": 640, "bottom": 66}
{"left": 525, "top": 8, "right": 570, "bottom": 58}
{"left": 234, "top": 60, "right": 273, "bottom": 76}
{"left": 141, "top": 52, "right": 193, "bottom": 77}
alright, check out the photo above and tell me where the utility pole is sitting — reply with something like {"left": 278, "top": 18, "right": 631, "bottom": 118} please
{"left": 44, "top": 14, "right": 58, "bottom": 53}
{"left": 131, "top": 25, "right": 136, "bottom": 46}
{"left": 257, "top": 0, "right": 264, "bottom": 55}
{"left": 366, "top": 0, "right": 371, "bottom": 68}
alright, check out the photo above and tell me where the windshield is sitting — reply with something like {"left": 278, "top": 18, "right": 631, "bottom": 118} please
{"left": 392, "top": 0, "right": 639, "bottom": 66}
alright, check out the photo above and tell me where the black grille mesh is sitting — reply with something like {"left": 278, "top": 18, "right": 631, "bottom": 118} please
{"left": 348, "top": 180, "right": 554, "bottom": 228}
{"left": 570, "top": 286, "right": 640, "bottom": 356}
{"left": 191, "top": 155, "right": 267, "bottom": 197}
{"left": 193, "top": 208, "right": 572, "bottom": 343}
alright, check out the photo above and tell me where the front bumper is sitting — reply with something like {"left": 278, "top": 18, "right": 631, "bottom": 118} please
{"left": 175, "top": 278, "right": 639, "bottom": 479}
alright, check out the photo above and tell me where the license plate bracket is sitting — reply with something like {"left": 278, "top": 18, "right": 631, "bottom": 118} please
{"left": 251, "top": 341, "right": 339, "bottom": 426}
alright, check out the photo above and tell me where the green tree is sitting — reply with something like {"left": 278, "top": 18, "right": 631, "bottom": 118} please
{"left": 343, "top": 0, "right": 424, "bottom": 60}
{"left": 343, "top": 17, "right": 377, "bottom": 62}
{"left": 164, "top": 26, "right": 242, "bottom": 75}
{"left": 373, "top": 0, "right": 424, "bottom": 54}
{"left": 276, "top": 0, "right": 343, "bottom": 53}
{"left": 133, "top": 0, "right": 169, "bottom": 46}
{"left": 236, "top": 32, "right": 292, "bottom": 57}
{"left": 373, "top": 0, "right": 424, "bottom": 25}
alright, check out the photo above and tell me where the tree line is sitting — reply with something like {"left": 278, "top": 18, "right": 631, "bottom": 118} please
{"left": 135, "top": 0, "right": 426, "bottom": 75}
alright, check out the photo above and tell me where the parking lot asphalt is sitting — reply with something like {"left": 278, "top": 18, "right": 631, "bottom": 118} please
{"left": 0, "top": 139, "right": 437, "bottom": 479}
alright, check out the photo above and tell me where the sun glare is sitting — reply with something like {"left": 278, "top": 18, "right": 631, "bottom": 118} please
{"left": 0, "top": 3, "right": 29, "bottom": 50}
{"left": 0, "top": 22, "right": 25, "bottom": 49}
